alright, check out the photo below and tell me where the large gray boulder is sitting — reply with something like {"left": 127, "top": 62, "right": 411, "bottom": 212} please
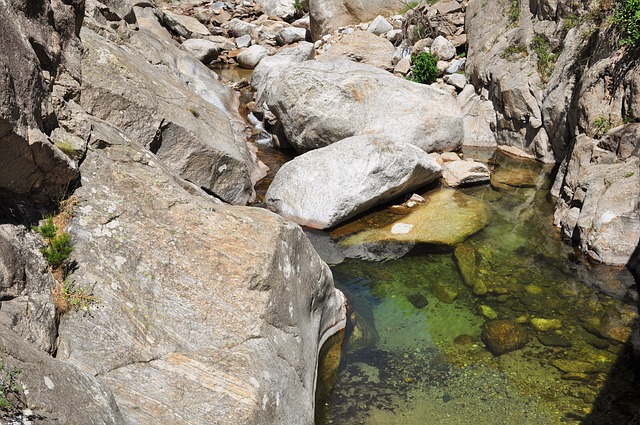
{"left": 554, "top": 130, "right": 640, "bottom": 265}
{"left": 265, "top": 135, "right": 442, "bottom": 229}
{"left": 265, "top": 58, "right": 464, "bottom": 153}
{"left": 57, "top": 117, "right": 346, "bottom": 425}
{"left": 309, "top": 0, "right": 403, "bottom": 39}
{"left": 80, "top": 28, "right": 260, "bottom": 205}
{"left": 317, "top": 30, "right": 395, "bottom": 70}
{"left": 252, "top": 42, "right": 315, "bottom": 109}
{"left": 255, "top": 0, "right": 298, "bottom": 21}
{"left": 457, "top": 84, "right": 497, "bottom": 147}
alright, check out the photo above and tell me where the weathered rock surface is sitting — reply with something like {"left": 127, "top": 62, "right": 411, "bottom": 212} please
{"left": 265, "top": 135, "right": 442, "bottom": 229}
{"left": 309, "top": 0, "right": 402, "bottom": 39}
{"left": 0, "top": 225, "right": 57, "bottom": 353}
{"left": 0, "top": 0, "right": 81, "bottom": 214}
{"left": 255, "top": 0, "right": 298, "bottom": 21}
{"left": 553, "top": 131, "right": 640, "bottom": 265}
{"left": 318, "top": 30, "right": 395, "bottom": 69}
{"left": 0, "top": 326, "right": 125, "bottom": 424}
{"left": 442, "top": 159, "right": 490, "bottom": 187}
{"left": 457, "top": 84, "right": 497, "bottom": 147}
{"left": 237, "top": 44, "right": 269, "bottom": 68}
{"left": 80, "top": 28, "right": 259, "bottom": 204}
{"left": 266, "top": 58, "right": 464, "bottom": 153}
{"left": 252, "top": 42, "right": 315, "bottom": 109}
{"left": 57, "top": 118, "right": 346, "bottom": 425}
{"left": 340, "top": 188, "right": 489, "bottom": 246}
{"left": 276, "top": 27, "right": 308, "bottom": 45}
{"left": 180, "top": 38, "right": 220, "bottom": 64}
{"left": 482, "top": 320, "right": 529, "bottom": 356}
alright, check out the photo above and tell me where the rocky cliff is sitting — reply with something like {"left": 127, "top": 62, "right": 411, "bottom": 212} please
{"left": 465, "top": 0, "right": 639, "bottom": 267}
{"left": 0, "top": 0, "right": 345, "bottom": 423}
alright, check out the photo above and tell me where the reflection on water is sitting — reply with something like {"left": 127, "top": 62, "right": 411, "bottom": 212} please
{"left": 316, "top": 149, "right": 640, "bottom": 425}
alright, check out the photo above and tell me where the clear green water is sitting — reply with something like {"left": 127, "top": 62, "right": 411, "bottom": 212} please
{"left": 315, "top": 149, "right": 640, "bottom": 425}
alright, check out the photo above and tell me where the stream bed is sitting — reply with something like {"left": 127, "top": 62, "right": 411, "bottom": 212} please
{"left": 309, "top": 148, "right": 640, "bottom": 425}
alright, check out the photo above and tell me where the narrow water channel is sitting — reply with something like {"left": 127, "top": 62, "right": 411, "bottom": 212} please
{"left": 311, "top": 148, "right": 640, "bottom": 425}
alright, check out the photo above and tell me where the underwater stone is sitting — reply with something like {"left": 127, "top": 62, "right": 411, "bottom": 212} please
{"left": 549, "top": 359, "right": 599, "bottom": 374}
{"left": 537, "top": 333, "right": 572, "bottom": 348}
{"left": 406, "top": 293, "right": 429, "bottom": 309}
{"left": 341, "top": 189, "right": 489, "bottom": 247}
{"left": 454, "top": 244, "right": 479, "bottom": 287}
{"left": 481, "top": 320, "right": 529, "bottom": 356}
{"left": 530, "top": 318, "right": 562, "bottom": 332}
{"left": 431, "top": 282, "right": 459, "bottom": 304}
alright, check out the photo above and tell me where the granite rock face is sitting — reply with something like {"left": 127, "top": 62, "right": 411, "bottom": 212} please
{"left": 56, "top": 118, "right": 346, "bottom": 425}
{"left": 309, "top": 0, "right": 402, "bottom": 39}
{"left": 80, "top": 27, "right": 259, "bottom": 205}
{"left": 0, "top": 0, "right": 81, "bottom": 215}
{"left": 553, "top": 130, "right": 640, "bottom": 266}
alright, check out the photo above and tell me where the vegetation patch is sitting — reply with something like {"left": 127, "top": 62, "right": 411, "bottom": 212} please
{"left": 0, "top": 360, "right": 22, "bottom": 415}
{"left": 500, "top": 44, "right": 528, "bottom": 61}
{"left": 530, "top": 33, "right": 557, "bottom": 82}
{"left": 508, "top": 0, "right": 520, "bottom": 26}
{"left": 408, "top": 52, "right": 439, "bottom": 84}
{"left": 593, "top": 115, "right": 615, "bottom": 138}
{"left": 613, "top": 0, "right": 640, "bottom": 46}
{"left": 34, "top": 217, "right": 72, "bottom": 269}
{"left": 52, "top": 280, "right": 98, "bottom": 314}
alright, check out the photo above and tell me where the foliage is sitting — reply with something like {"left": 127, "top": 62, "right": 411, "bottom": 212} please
{"left": 613, "top": 0, "right": 640, "bottom": 45}
{"left": 53, "top": 280, "right": 98, "bottom": 314}
{"left": 409, "top": 52, "right": 439, "bottom": 84}
{"left": 0, "top": 360, "right": 22, "bottom": 414}
{"left": 625, "top": 171, "right": 635, "bottom": 177}
{"left": 293, "top": 0, "right": 303, "bottom": 10}
{"left": 508, "top": 0, "right": 520, "bottom": 26}
{"left": 34, "top": 218, "right": 73, "bottom": 269}
{"left": 400, "top": 0, "right": 420, "bottom": 13}
{"left": 500, "top": 44, "right": 528, "bottom": 61}
{"left": 530, "top": 33, "right": 557, "bottom": 82}
{"left": 593, "top": 115, "right": 614, "bottom": 138}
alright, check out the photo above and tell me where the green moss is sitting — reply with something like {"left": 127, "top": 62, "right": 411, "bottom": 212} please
{"left": 508, "top": 0, "right": 520, "bottom": 26}
{"left": 500, "top": 44, "right": 528, "bottom": 61}
{"left": 54, "top": 140, "right": 80, "bottom": 157}
{"left": 530, "top": 33, "right": 557, "bottom": 83}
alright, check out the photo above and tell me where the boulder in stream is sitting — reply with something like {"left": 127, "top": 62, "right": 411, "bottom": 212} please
{"left": 482, "top": 320, "right": 529, "bottom": 356}
{"left": 265, "top": 135, "right": 442, "bottom": 229}
{"left": 265, "top": 58, "right": 464, "bottom": 154}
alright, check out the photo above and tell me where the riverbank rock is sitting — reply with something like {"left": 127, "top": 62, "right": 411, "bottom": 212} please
{"left": 482, "top": 320, "right": 529, "bottom": 356}
{"left": 252, "top": 41, "right": 315, "bottom": 109}
{"left": 309, "top": 0, "right": 402, "bottom": 40}
{"left": 265, "top": 135, "right": 442, "bottom": 229}
{"left": 80, "top": 28, "right": 260, "bottom": 205}
{"left": 554, "top": 131, "right": 640, "bottom": 265}
{"left": 340, "top": 189, "right": 489, "bottom": 246}
{"left": 56, "top": 117, "right": 346, "bottom": 425}
{"left": 237, "top": 44, "right": 268, "bottom": 68}
{"left": 317, "top": 30, "right": 395, "bottom": 70}
{"left": 266, "top": 58, "right": 464, "bottom": 153}
{"left": 442, "top": 159, "right": 490, "bottom": 187}
{"left": 0, "top": 327, "right": 125, "bottom": 424}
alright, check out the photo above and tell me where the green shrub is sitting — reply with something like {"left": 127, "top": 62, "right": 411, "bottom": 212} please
{"left": 501, "top": 44, "right": 528, "bottom": 61}
{"left": 34, "top": 218, "right": 73, "bottom": 269}
{"left": 593, "top": 115, "right": 614, "bottom": 138}
{"left": 293, "top": 0, "right": 303, "bottom": 10}
{"left": 0, "top": 360, "right": 22, "bottom": 413}
{"left": 409, "top": 52, "right": 439, "bottom": 84}
{"left": 530, "top": 33, "right": 557, "bottom": 82}
{"left": 54, "top": 280, "right": 98, "bottom": 314}
{"left": 613, "top": 0, "right": 640, "bottom": 46}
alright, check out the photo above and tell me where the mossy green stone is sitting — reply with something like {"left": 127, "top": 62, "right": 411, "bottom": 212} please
{"left": 340, "top": 189, "right": 489, "bottom": 247}
{"left": 454, "top": 244, "right": 479, "bottom": 286}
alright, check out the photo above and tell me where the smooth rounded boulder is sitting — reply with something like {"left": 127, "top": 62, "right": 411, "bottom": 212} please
{"left": 265, "top": 58, "right": 464, "bottom": 153}
{"left": 265, "top": 135, "right": 442, "bottom": 229}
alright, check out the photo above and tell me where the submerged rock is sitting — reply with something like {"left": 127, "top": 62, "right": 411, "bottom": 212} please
{"left": 453, "top": 244, "right": 480, "bottom": 287}
{"left": 341, "top": 189, "right": 489, "bottom": 246}
{"left": 407, "top": 293, "right": 429, "bottom": 309}
{"left": 442, "top": 159, "right": 490, "bottom": 187}
{"left": 265, "top": 135, "right": 442, "bottom": 229}
{"left": 482, "top": 320, "right": 529, "bottom": 356}
{"left": 265, "top": 58, "right": 464, "bottom": 153}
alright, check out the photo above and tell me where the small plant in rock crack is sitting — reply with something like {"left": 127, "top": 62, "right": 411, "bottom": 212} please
{"left": 34, "top": 217, "right": 73, "bottom": 269}
{"left": 52, "top": 279, "right": 98, "bottom": 314}
{"left": 0, "top": 360, "right": 22, "bottom": 414}
{"left": 408, "top": 52, "right": 439, "bottom": 84}
{"left": 508, "top": 0, "right": 520, "bottom": 26}
{"left": 593, "top": 115, "right": 615, "bottom": 138}
{"left": 293, "top": 0, "right": 303, "bottom": 10}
